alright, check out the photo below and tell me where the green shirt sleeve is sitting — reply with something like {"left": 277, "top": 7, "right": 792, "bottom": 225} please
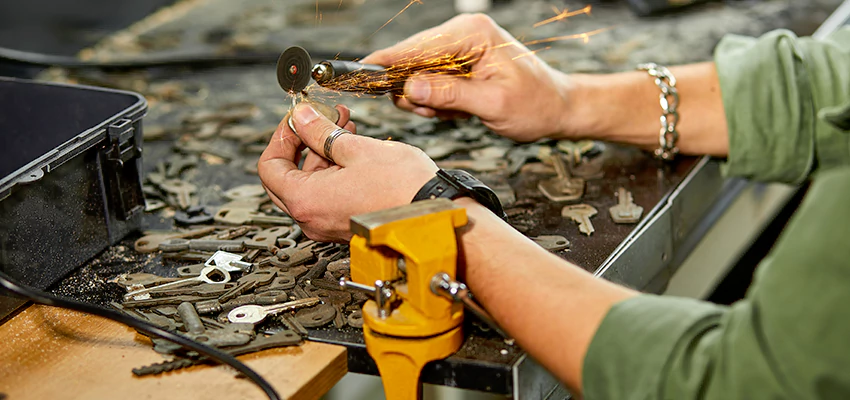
{"left": 583, "top": 28, "right": 850, "bottom": 399}
{"left": 583, "top": 166, "right": 850, "bottom": 399}
{"left": 716, "top": 28, "right": 850, "bottom": 183}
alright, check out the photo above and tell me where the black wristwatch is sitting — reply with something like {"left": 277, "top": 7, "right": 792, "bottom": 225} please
{"left": 412, "top": 169, "right": 507, "bottom": 220}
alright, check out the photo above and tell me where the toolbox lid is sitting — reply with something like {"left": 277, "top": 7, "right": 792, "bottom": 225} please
{"left": 0, "top": 77, "right": 146, "bottom": 199}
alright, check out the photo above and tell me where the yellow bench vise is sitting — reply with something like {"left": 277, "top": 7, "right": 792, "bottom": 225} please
{"left": 343, "top": 198, "right": 468, "bottom": 400}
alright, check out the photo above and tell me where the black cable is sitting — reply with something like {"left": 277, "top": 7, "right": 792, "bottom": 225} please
{"left": 0, "top": 270, "right": 281, "bottom": 400}
{"left": 0, "top": 45, "right": 367, "bottom": 70}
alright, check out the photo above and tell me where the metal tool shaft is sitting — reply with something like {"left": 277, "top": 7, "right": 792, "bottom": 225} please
{"left": 312, "top": 60, "right": 398, "bottom": 95}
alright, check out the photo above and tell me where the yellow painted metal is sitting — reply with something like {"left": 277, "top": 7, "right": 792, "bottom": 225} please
{"left": 363, "top": 324, "right": 464, "bottom": 400}
{"left": 349, "top": 199, "right": 467, "bottom": 400}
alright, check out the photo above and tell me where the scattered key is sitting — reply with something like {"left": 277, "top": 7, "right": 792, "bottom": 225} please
{"left": 124, "top": 265, "right": 231, "bottom": 300}
{"left": 561, "top": 204, "right": 598, "bottom": 236}
{"left": 227, "top": 297, "right": 322, "bottom": 324}
{"left": 538, "top": 153, "right": 585, "bottom": 202}
{"left": 158, "top": 179, "right": 197, "bottom": 210}
{"left": 531, "top": 235, "right": 571, "bottom": 252}
{"left": 609, "top": 187, "right": 643, "bottom": 224}
{"left": 215, "top": 207, "right": 293, "bottom": 226}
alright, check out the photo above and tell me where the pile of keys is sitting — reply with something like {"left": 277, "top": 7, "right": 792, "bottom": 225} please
{"left": 112, "top": 213, "right": 366, "bottom": 376}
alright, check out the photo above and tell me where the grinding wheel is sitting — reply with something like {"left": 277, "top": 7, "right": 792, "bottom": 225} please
{"left": 277, "top": 46, "right": 312, "bottom": 94}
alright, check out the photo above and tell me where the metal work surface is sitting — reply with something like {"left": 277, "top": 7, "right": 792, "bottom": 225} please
{"left": 33, "top": 0, "right": 840, "bottom": 397}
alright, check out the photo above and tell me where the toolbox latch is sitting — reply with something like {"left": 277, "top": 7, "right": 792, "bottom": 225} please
{"left": 106, "top": 118, "right": 140, "bottom": 166}
{"left": 103, "top": 119, "right": 145, "bottom": 221}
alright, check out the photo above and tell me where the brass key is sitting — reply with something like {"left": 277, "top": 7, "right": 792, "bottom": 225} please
{"left": 609, "top": 187, "right": 643, "bottom": 224}
{"left": 538, "top": 153, "right": 585, "bottom": 202}
{"left": 561, "top": 204, "right": 598, "bottom": 236}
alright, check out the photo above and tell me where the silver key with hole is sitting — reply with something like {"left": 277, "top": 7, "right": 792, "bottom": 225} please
{"left": 227, "top": 297, "right": 322, "bottom": 324}
{"left": 609, "top": 187, "right": 643, "bottom": 224}
{"left": 561, "top": 204, "right": 598, "bottom": 236}
{"left": 124, "top": 265, "right": 231, "bottom": 300}
{"left": 538, "top": 153, "right": 585, "bottom": 202}
{"left": 159, "top": 179, "right": 197, "bottom": 210}
{"left": 215, "top": 207, "right": 293, "bottom": 226}
{"left": 531, "top": 235, "right": 571, "bottom": 252}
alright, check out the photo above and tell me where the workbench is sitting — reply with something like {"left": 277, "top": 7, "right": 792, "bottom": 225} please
{"left": 1, "top": 0, "right": 843, "bottom": 398}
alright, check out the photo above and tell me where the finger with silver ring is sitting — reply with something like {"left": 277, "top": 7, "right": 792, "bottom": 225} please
{"left": 323, "top": 128, "right": 351, "bottom": 164}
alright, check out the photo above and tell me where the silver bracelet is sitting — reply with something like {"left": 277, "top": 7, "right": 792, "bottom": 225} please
{"left": 637, "top": 63, "right": 679, "bottom": 161}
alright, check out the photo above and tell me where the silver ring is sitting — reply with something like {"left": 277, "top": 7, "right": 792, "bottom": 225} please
{"left": 323, "top": 128, "right": 350, "bottom": 164}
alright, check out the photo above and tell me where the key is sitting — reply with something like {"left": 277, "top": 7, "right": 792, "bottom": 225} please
{"left": 144, "top": 199, "right": 166, "bottom": 212}
{"left": 506, "top": 144, "right": 549, "bottom": 176}
{"left": 609, "top": 187, "right": 643, "bottom": 224}
{"left": 255, "top": 273, "right": 297, "bottom": 292}
{"left": 195, "top": 290, "right": 290, "bottom": 314}
{"left": 134, "top": 226, "right": 216, "bottom": 253}
{"left": 531, "top": 235, "right": 571, "bottom": 252}
{"left": 224, "top": 184, "right": 268, "bottom": 200}
{"left": 159, "top": 179, "right": 197, "bottom": 210}
{"left": 294, "top": 303, "right": 338, "bottom": 328}
{"left": 159, "top": 238, "right": 246, "bottom": 253}
{"left": 301, "top": 246, "right": 344, "bottom": 282}
{"left": 568, "top": 155, "right": 605, "bottom": 180}
{"left": 148, "top": 282, "right": 237, "bottom": 298}
{"left": 132, "top": 329, "right": 302, "bottom": 376}
{"left": 271, "top": 241, "right": 318, "bottom": 269}
{"left": 244, "top": 226, "right": 291, "bottom": 249}
{"left": 165, "top": 154, "right": 199, "bottom": 178}
{"left": 176, "top": 302, "right": 253, "bottom": 349}
{"left": 215, "top": 207, "right": 293, "bottom": 226}
{"left": 218, "top": 270, "right": 277, "bottom": 302}
{"left": 123, "top": 294, "right": 210, "bottom": 309}
{"left": 112, "top": 273, "right": 180, "bottom": 289}
{"left": 124, "top": 265, "right": 231, "bottom": 300}
{"left": 216, "top": 226, "right": 257, "bottom": 240}
{"left": 561, "top": 204, "right": 598, "bottom": 236}
{"left": 204, "top": 250, "right": 253, "bottom": 272}
{"left": 538, "top": 153, "right": 585, "bottom": 202}
{"left": 177, "top": 302, "right": 206, "bottom": 335}
{"left": 163, "top": 251, "right": 214, "bottom": 262}
{"left": 227, "top": 297, "right": 322, "bottom": 324}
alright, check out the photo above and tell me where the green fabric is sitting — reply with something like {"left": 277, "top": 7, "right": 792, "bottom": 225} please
{"left": 715, "top": 28, "right": 850, "bottom": 183}
{"left": 583, "top": 28, "right": 850, "bottom": 399}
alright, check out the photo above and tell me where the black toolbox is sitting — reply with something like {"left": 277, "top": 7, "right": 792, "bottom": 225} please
{"left": 0, "top": 77, "right": 147, "bottom": 321}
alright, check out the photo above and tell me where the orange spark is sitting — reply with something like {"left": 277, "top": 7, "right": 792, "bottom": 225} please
{"left": 522, "top": 27, "right": 609, "bottom": 46}
{"left": 366, "top": 0, "right": 423, "bottom": 40}
{"left": 533, "top": 5, "right": 592, "bottom": 28}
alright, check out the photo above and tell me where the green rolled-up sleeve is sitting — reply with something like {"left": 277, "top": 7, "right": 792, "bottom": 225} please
{"left": 715, "top": 28, "right": 850, "bottom": 183}
{"left": 583, "top": 166, "right": 850, "bottom": 399}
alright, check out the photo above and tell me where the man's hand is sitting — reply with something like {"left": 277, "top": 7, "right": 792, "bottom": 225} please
{"left": 258, "top": 103, "right": 438, "bottom": 242}
{"left": 362, "top": 13, "right": 574, "bottom": 142}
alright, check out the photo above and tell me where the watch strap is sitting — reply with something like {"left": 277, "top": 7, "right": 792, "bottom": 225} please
{"left": 412, "top": 169, "right": 507, "bottom": 220}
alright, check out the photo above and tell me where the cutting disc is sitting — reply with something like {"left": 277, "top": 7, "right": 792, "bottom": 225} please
{"left": 277, "top": 46, "right": 312, "bottom": 94}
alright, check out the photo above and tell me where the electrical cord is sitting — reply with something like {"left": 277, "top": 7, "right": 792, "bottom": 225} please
{"left": 0, "top": 270, "right": 281, "bottom": 400}
{"left": 0, "top": 45, "right": 367, "bottom": 70}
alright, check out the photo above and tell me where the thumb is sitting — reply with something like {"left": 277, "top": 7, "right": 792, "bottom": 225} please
{"left": 403, "top": 74, "right": 493, "bottom": 117}
{"left": 291, "top": 103, "right": 359, "bottom": 166}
